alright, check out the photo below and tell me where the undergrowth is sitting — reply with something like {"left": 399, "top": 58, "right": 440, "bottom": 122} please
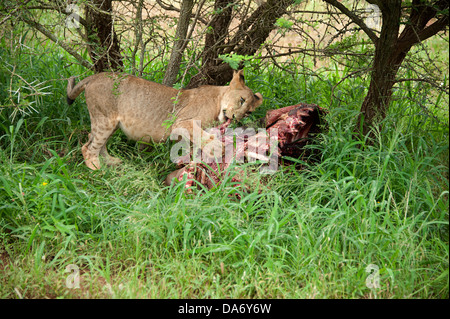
{"left": 0, "top": 37, "right": 448, "bottom": 299}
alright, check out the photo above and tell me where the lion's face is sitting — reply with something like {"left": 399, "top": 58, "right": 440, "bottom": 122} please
{"left": 219, "top": 70, "right": 263, "bottom": 122}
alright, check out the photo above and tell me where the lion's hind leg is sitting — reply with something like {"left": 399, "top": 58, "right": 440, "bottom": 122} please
{"left": 82, "top": 133, "right": 100, "bottom": 170}
{"left": 82, "top": 118, "right": 119, "bottom": 170}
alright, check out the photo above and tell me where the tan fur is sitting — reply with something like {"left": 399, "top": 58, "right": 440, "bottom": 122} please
{"left": 67, "top": 70, "right": 263, "bottom": 170}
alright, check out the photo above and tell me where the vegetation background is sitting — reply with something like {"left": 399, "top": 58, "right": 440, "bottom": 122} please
{"left": 0, "top": 0, "right": 448, "bottom": 298}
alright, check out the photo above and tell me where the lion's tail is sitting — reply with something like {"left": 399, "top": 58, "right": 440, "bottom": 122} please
{"left": 66, "top": 75, "right": 96, "bottom": 105}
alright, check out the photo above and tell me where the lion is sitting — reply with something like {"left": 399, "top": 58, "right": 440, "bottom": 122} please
{"left": 66, "top": 70, "right": 263, "bottom": 170}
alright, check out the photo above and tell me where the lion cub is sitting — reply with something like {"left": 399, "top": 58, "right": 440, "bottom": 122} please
{"left": 67, "top": 70, "right": 263, "bottom": 170}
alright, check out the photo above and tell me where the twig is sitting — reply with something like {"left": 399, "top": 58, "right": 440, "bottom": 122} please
{"left": 155, "top": 0, "right": 208, "bottom": 25}
{"left": 330, "top": 68, "right": 370, "bottom": 107}
{"left": 21, "top": 16, "right": 93, "bottom": 69}
{"left": 0, "top": 0, "right": 32, "bottom": 26}
{"left": 322, "top": 0, "right": 379, "bottom": 43}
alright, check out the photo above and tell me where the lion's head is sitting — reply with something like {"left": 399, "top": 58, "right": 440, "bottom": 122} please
{"left": 219, "top": 70, "right": 263, "bottom": 122}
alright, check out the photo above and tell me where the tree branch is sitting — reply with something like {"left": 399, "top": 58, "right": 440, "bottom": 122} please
{"left": 25, "top": 5, "right": 88, "bottom": 27}
{"left": 21, "top": 16, "right": 93, "bottom": 69}
{"left": 415, "top": 16, "right": 449, "bottom": 43}
{"left": 155, "top": 0, "right": 208, "bottom": 25}
{"left": 397, "top": 16, "right": 449, "bottom": 53}
{"left": 322, "top": 0, "right": 379, "bottom": 43}
{"left": 394, "top": 77, "right": 448, "bottom": 90}
{"left": 0, "top": 0, "right": 33, "bottom": 26}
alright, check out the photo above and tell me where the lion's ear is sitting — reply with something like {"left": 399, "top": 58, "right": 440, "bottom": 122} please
{"left": 230, "top": 69, "right": 245, "bottom": 89}
{"left": 255, "top": 93, "right": 263, "bottom": 104}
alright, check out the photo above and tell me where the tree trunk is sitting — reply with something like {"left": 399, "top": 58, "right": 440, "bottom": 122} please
{"left": 187, "top": 0, "right": 295, "bottom": 88}
{"left": 356, "top": 1, "right": 402, "bottom": 137}
{"left": 186, "top": 0, "right": 234, "bottom": 88}
{"left": 163, "top": 0, "right": 195, "bottom": 86}
{"left": 85, "top": 0, "right": 123, "bottom": 73}
{"left": 355, "top": 0, "right": 448, "bottom": 137}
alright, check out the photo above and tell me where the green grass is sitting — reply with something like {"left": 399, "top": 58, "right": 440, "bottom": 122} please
{"left": 0, "top": 36, "right": 448, "bottom": 299}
